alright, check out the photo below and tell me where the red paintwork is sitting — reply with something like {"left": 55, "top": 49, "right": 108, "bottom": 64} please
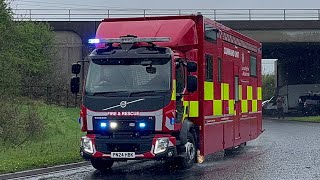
{"left": 91, "top": 15, "right": 262, "bottom": 159}
{"left": 80, "top": 105, "right": 88, "bottom": 132}
{"left": 97, "top": 18, "right": 197, "bottom": 48}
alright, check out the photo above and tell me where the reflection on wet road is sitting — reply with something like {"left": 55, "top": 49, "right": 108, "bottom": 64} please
{"left": 34, "top": 118, "right": 320, "bottom": 180}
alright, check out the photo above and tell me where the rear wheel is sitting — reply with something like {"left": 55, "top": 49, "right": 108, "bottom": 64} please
{"left": 179, "top": 132, "right": 196, "bottom": 169}
{"left": 224, "top": 142, "right": 246, "bottom": 156}
{"left": 91, "top": 159, "right": 114, "bottom": 172}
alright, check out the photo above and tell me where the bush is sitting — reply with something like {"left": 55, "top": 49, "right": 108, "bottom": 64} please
{"left": 0, "top": 0, "right": 54, "bottom": 145}
{"left": 0, "top": 0, "right": 54, "bottom": 93}
{"left": 0, "top": 97, "right": 44, "bottom": 146}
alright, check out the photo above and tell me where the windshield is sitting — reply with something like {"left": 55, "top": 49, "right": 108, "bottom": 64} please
{"left": 85, "top": 58, "right": 171, "bottom": 95}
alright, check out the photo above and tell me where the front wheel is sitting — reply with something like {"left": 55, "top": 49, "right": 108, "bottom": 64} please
{"left": 91, "top": 159, "right": 114, "bottom": 172}
{"left": 179, "top": 132, "right": 196, "bottom": 169}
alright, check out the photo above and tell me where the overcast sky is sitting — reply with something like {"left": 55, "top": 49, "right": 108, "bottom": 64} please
{"left": 9, "top": 0, "right": 320, "bottom": 9}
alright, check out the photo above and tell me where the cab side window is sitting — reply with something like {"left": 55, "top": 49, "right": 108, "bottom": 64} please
{"left": 205, "top": 54, "right": 213, "bottom": 81}
{"left": 250, "top": 55, "right": 257, "bottom": 77}
{"left": 218, "top": 58, "right": 222, "bottom": 83}
{"left": 205, "top": 24, "right": 217, "bottom": 43}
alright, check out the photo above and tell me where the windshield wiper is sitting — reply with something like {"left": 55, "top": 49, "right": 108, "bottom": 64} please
{"left": 88, "top": 91, "right": 130, "bottom": 96}
{"left": 129, "top": 90, "right": 168, "bottom": 97}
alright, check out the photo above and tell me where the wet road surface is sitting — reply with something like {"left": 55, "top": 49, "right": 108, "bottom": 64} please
{"left": 29, "top": 118, "right": 320, "bottom": 180}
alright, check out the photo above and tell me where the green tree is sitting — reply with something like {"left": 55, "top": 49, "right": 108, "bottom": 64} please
{"left": 0, "top": 0, "right": 54, "bottom": 144}
{"left": 0, "top": 0, "right": 54, "bottom": 95}
{"left": 0, "top": 0, "right": 19, "bottom": 92}
{"left": 262, "top": 74, "right": 276, "bottom": 100}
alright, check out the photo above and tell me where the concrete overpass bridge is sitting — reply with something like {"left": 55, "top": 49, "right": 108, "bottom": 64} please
{"left": 15, "top": 9, "right": 320, "bottom": 86}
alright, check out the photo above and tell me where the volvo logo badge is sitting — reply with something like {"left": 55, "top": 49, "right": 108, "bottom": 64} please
{"left": 103, "top": 98, "right": 145, "bottom": 111}
{"left": 120, "top": 101, "right": 127, "bottom": 108}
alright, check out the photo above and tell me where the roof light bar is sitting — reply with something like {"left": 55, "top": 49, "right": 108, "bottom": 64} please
{"left": 88, "top": 37, "right": 170, "bottom": 44}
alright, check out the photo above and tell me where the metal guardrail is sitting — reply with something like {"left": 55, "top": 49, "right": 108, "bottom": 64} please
{"left": 11, "top": 9, "right": 320, "bottom": 21}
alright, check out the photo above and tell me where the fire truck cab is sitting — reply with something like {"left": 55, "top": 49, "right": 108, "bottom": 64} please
{"left": 70, "top": 15, "right": 263, "bottom": 171}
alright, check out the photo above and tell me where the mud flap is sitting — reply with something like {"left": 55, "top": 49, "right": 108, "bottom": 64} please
{"left": 197, "top": 150, "right": 205, "bottom": 163}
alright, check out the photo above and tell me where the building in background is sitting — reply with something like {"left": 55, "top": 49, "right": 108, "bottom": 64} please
{"left": 262, "top": 59, "right": 277, "bottom": 75}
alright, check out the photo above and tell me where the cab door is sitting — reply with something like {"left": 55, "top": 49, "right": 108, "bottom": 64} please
{"left": 234, "top": 64, "right": 241, "bottom": 143}
{"left": 175, "top": 63, "right": 185, "bottom": 122}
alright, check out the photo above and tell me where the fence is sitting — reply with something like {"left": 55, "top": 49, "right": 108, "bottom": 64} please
{"left": 1, "top": 85, "right": 80, "bottom": 107}
{"left": 11, "top": 9, "right": 320, "bottom": 21}
{"left": 25, "top": 85, "right": 80, "bottom": 107}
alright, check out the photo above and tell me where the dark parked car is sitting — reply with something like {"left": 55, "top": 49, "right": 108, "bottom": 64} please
{"left": 298, "top": 93, "right": 320, "bottom": 115}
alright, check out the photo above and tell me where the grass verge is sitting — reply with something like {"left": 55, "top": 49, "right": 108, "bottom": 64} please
{"left": 0, "top": 103, "right": 84, "bottom": 174}
{"left": 288, "top": 116, "right": 320, "bottom": 123}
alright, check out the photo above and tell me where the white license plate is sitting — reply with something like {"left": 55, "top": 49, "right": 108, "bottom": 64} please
{"left": 111, "top": 152, "right": 135, "bottom": 158}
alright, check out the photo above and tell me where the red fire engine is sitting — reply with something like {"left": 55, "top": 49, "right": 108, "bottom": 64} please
{"left": 70, "top": 14, "right": 263, "bottom": 171}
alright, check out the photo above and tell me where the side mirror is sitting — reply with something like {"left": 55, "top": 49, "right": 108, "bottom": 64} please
{"left": 187, "top": 62, "right": 197, "bottom": 72}
{"left": 187, "top": 75, "right": 197, "bottom": 93}
{"left": 70, "top": 76, "right": 80, "bottom": 94}
{"left": 72, "top": 63, "right": 81, "bottom": 74}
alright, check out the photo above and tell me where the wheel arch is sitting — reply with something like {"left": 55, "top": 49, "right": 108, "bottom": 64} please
{"left": 179, "top": 119, "right": 199, "bottom": 148}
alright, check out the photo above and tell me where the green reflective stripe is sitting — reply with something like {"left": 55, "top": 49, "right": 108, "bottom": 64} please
{"left": 257, "top": 87, "right": 262, "bottom": 100}
{"left": 247, "top": 86, "right": 252, "bottom": 100}
{"left": 239, "top": 85, "right": 242, "bottom": 100}
{"left": 214, "top": 100, "right": 222, "bottom": 116}
{"left": 182, "top": 101, "right": 199, "bottom": 118}
{"left": 222, "top": 83, "right": 229, "bottom": 100}
{"left": 181, "top": 100, "right": 188, "bottom": 121}
{"left": 183, "top": 100, "right": 188, "bottom": 116}
{"left": 252, "top": 100, "right": 258, "bottom": 112}
{"left": 228, "top": 100, "right": 235, "bottom": 115}
{"left": 204, "top": 81, "right": 214, "bottom": 100}
{"left": 189, "top": 101, "right": 199, "bottom": 117}
{"left": 241, "top": 100, "right": 248, "bottom": 113}
{"left": 171, "top": 80, "right": 176, "bottom": 101}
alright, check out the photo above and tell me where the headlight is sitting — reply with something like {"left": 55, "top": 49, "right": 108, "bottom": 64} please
{"left": 154, "top": 138, "right": 169, "bottom": 154}
{"left": 110, "top": 122, "right": 118, "bottom": 129}
{"left": 81, "top": 137, "right": 94, "bottom": 154}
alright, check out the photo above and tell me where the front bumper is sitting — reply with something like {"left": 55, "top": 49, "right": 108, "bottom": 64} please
{"left": 80, "top": 134, "right": 177, "bottom": 160}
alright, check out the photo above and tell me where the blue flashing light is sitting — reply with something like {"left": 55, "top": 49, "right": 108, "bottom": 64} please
{"left": 100, "top": 122, "right": 107, "bottom": 128}
{"left": 139, "top": 122, "right": 146, "bottom": 128}
{"left": 170, "top": 118, "right": 175, "bottom": 125}
{"left": 88, "top": 39, "right": 100, "bottom": 44}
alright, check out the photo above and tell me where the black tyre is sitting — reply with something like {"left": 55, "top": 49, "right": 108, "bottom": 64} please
{"left": 311, "top": 107, "right": 318, "bottom": 116}
{"left": 224, "top": 142, "right": 246, "bottom": 156}
{"left": 91, "top": 159, "right": 114, "bottom": 172}
{"left": 179, "top": 132, "right": 196, "bottom": 169}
